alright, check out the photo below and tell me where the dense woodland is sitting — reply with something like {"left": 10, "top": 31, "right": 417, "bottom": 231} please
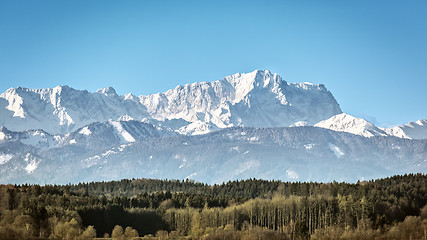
{"left": 0, "top": 174, "right": 426, "bottom": 239}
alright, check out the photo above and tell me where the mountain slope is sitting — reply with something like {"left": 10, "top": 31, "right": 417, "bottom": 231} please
{"left": 0, "top": 125, "right": 425, "bottom": 184}
{"left": 315, "top": 113, "right": 388, "bottom": 138}
{"left": 0, "top": 86, "right": 150, "bottom": 134}
{"left": 0, "top": 70, "right": 342, "bottom": 135}
{"left": 315, "top": 113, "right": 427, "bottom": 140}
{"left": 1, "top": 70, "right": 425, "bottom": 185}
{"left": 385, "top": 120, "right": 427, "bottom": 139}
{"left": 139, "top": 70, "right": 342, "bottom": 134}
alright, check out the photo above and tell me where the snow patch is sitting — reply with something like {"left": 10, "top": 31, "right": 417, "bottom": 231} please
{"left": 117, "top": 115, "right": 134, "bottom": 121}
{"left": 304, "top": 144, "right": 315, "bottom": 150}
{"left": 83, "top": 146, "right": 127, "bottom": 168}
{"left": 56, "top": 108, "right": 75, "bottom": 126}
{"left": 290, "top": 121, "right": 309, "bottom": 127}
{"left": 230, "top": 146, "right": 239, "bottom": 152}
{"left": 185, "top": 172, "right": 197, "bottom": 179}
{"left": 174, "top": 154, "right": 188, "bottom": 168}
{"left": 25, "top": 161, "right": 38, "bottom": 173}
{"left": 286, "top": 169, "right": 299, "bottom": 179}
{"left": 96, "top": 86, "right": 117, "bottom": 96}
{"left": 3, "top": 90, "right": 26, "bottom": 118}
{"left": 179, "top": 158, "right": 187, "bottom": 169}
{"left": 24, "top": 153, "right": 39, "bottom": 173}
{"left": 177, "top": 121, "right": 213, "bottom": 135}
{"left": 69, "top": 139, "right": 76, "bottom": 144}
{"left": 248, "top": 136, "right": 259, "bottom": 142}
{"left": 0, "top": 132, "right": 5, "bottom": 141}
{"left": 102, "top": 150, "right": 116, "bottom": 157}
{"left": 0, "top": 153, "right": 13, "bottom": 164}
{"left": 79, "top": 126, "right": 92, "bottom": 135}
{"left": 110, "top": 121, "right": 135, "bottom": 143}
{"left": 118, "top": 144, "right": 128, "bottom": 152}
{"left": 83, "top": 155, "right": 101, "bottom": 168}
{"left": 329, "top": 143, "right": 344, "bottom": 158}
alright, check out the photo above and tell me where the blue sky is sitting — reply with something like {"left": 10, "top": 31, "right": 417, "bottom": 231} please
{"left": 1, "top": 1, "right": 426, "bottom": 127}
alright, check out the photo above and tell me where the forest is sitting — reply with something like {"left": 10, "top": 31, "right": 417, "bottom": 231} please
{"left": 0, "top": 174, "right": 426, "bottom": 239}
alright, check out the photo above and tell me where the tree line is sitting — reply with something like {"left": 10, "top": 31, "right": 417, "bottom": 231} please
{"left": 0, "top": 173, "right": 426, "bottom": 239}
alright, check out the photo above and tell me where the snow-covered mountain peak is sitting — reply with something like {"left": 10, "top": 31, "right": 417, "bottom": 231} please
{"left": 0, "top": 70, "right": 342, "bottom": 135}
{"left": 6, "top": 85, "right": 80, "bottom": 106}
{"left": 0, "top": 87, "right": 26, "bottom": 118}
{"left": 313, "top": 114, "right": 427, "bottom": 140}
{"left": 96, "top": 87, "right": 118, "bottom": 97}
{"left": 0, "top": 85, "right": 149, "bottom": 134}
{"left": 385, "top": 119, "right": 427, "bottom": 139}
{"left": 290, "top": 121, "right": 310, "bottom": 127}
{"left": 124, "top": 93, "right": 136, "bottom": 101}
{"left": 315, "top": 113, "right": 387, "bottom": 138}
{"left": 223, "top": 70, "right": 285, "bottom": 101}
{"left": 416, "top": 119, "right": 427, "bottom": 125}
{"left": 224, "top": 69, "right": 279, "bottom": 85}
{"left": 13, "top": 85, "right": 73, "bottom": 95}
{"left": 48, "top": 85, "right": 78, "bottom": 97}
{"left": 290, "top": 82, "right": 326, "bottom": 91}
{"left": 137, "top": 70, "right": 341, "bottom": 132}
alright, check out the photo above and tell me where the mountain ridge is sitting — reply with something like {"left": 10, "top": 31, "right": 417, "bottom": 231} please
{"left": 0, "top": 69, "right": 425, "bottom": 184}
{"left": 315, "top": 113, "right": 427, "bottom": 140}
{"left": 0, "top": 123, "right": 425, "bottom": 184}
{"left": 0, "top": 70, "right": 342, "bottom": 135}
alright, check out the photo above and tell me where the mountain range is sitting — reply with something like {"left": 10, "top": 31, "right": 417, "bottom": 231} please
{"left": 0, "top": 70, "right": 426, "bottom": 184}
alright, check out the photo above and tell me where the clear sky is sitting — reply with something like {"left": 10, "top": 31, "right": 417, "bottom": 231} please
{"left": 1, "top": 1, "right": 426, "bottom": 127}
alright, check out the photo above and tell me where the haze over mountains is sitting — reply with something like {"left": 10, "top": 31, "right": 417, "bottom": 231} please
{"left": 0, "top": 70, "right": 426, "bottom": 184}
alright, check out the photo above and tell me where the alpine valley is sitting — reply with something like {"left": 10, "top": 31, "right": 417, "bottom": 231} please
{"left": 0, "top": 70, "right": 426, "bottom": 184}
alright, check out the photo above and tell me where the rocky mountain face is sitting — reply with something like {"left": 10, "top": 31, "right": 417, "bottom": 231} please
{"left": 139, "top": 70, "right": 342, "bottom": 134}
{"left": 0, "top": 70, "right": 342, "bottom": 135}
{"left": 0, "top": 86, "right": 149, "bottom": 134}
{"left": 0, "top": 70, "right": 425, "bottom": 184}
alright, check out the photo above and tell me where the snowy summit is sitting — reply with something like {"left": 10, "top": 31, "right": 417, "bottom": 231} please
{"left": 0, "top": 70, "right": 342, "bottom": 135}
